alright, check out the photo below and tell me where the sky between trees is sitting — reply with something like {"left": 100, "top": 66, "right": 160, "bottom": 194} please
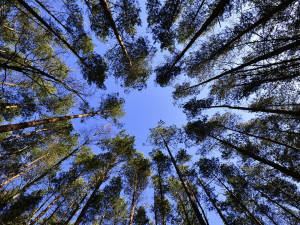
{"left": 0, "top": 0, "right": 299, "bottom": 224}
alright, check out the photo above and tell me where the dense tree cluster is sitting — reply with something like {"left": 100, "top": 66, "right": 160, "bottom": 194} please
{"left": 0, "top": 0, "right": 299, "bottom": 224}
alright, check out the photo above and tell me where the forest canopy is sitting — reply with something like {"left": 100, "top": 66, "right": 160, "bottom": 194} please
{"left": 0, "top": 0, "right": 299, "bottom": 224}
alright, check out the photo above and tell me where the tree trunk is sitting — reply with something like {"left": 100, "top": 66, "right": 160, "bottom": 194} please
{"left": 199, "top": 0, "right": 296, "bottom": 66}
{"left": 1, "top": 135, "right": 97, "bottom": 208}
{"left": 0, "top": 82, "right": 29, "bottom": 88}
{"left": 157, "top": 170, "right": 166, "bottom": 225}
{"left": 215, "top": 175, "right": 263, "bottom": 225}
{"left": 0, "top": 111, "right": 101, "bottom": 133}
{"left": 63, "top": 181, "right": 95, "bottom": 225}
{"left": 99, "top": 202, "right": 109, "bottom": 225}
{"left": 249, "top": 183, "right": 300, "bottom": 222}
{"left": 194, "top": 192, "right": 209, "bottom": 225}
{"left": 162, "top": 136, "right": 207, "bottom": 225}
{"left": 28, "top": 192, "right": 56, "bottom": 223}
{"left": 128, "top": 172, "right": 138, "bottom": 225}
{"left": 176, "top": 193, "right": 192, "bottom": 225}
{"left": 74, "top": 160, "right": 115, "bottom": 225}
{"left": 0, "top": 153, "right": 46, "bottom": 188}
{"left": 30, "top": 170, "right": 82, "bottom": 224}
{"left": 197, "top": 178, "right": 229, "bottom": 225}
{"left": 16, "top": 0, "right": 84, "bottom": 64}
{"left": 221, "top": 125, "right": 300, "bottom": 152}
{"left": 210, "top": 135, "right": 300, "bottom": 180}
{"left": 0, "top": 152, "right": 48, "bottom": 185}
{"left": 0, "top": 103, "right": 36, "bottom": 110}
{"left": 187, "top": 39, "right": 300, "bottom": 90}
{"left": 201, "top": 104, "right": 300, "bottom": 116}
{"left": 169, "top": 0, "right": 230, "bottom": 69}
{"left": 0, "top": 128, "right": 48, "bottom": 143}
{"left": 99, "top": 0, "right": 133, "bottom": 68}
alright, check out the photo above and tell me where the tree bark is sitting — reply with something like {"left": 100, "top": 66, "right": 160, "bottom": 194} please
{"left": 0, "top": 153, "right": 47, "bottom": 188}
{"left": 0, "top": 128, "right": 48, "bottom": 143}
{"left": 98, "top": 0, "right": 133, "bottom": 68}
{"left": 215, "top": 175, "right": 263, "bottom": 225}
{"left": 210, "top": 135, "right": 300, "bottom": 180}
{"left": 187, "top": 39, "right": 300, "bottom": 90}
{"left": 162, "top": 136, "right": 207, "bottom": 225}
{"left": 74, "top": 160, "right": 115, "bottom": 225}
{"left": 128, "top": 172, "right": 138, "bottom": 225}
{"left": 200, "top": 104, "right": 300, "bottom": 116}
{"left": 221, "top": 125, "right": 300, "bottom": 152}
{"left": 158, "top": 170, "right": 166, "bottom": 225}
{"left": 0, "top": 111, "right": 101, "bottom": 133}
{"left": 169, "top": 0, "right": 230, "bottom": 69}
{"left": 16, "top": 0, "right": 85, "bottom": 64}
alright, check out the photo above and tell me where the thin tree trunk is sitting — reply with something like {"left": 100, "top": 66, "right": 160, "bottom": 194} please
{"left": 176, "top": 193, "right": 192, "bottom": 225}
{"left": 1, "top": 135, "right": 97, "bottom": 208}
{"left": 0, "top": 103, "right": 36, "bottom": 110}
{"left": 0, "top": 82, "right": 29, "bottom": 88}
{"left": 98, "top": 0, "right": 133, "bottom": 68}
{"left": 162, "top": 136, "right": 207, "bottom": 225}
{"left": 41, "top": 198, "right": 65, "bottom": 225}
{"left": 187, "top": 39, "right": 300, "bottom": 90}
{"left": 62, "top": 181, "right": 95, "bottom": 225}
{"left": 128, "top": 172, "right": 138, "bottom": 225}
{"left": 28, "top": 192, "right": 56, "bottom": 223}
{"left": 169, "top": 0, "right": 230, "bottom": 69}
{"left": 158, "top": 170, "right": 166, "bottom": 225}
{"left": 222, "top": 125, "right": 300, "bottom": 152}
{"left": 0, "top": 152, "right": 48, "bottom": 184}
{"left": 198, "top": 0, "right": 296, "bottom": 66}
{"left": 0, "top": 128, "right": 48, "bottom": 143}
{"left": 197, "top": 178, "right": 229, "bottom": 225}
{"left": 0, "top": 111, "right": 102, "bottom": 133}
{"left": 34, "top": 0, "right": 72, "bottom": 34}
{"left": 30, "top": 174, "right": 78, "bottom": 224}
{"left": 194, "top": 192, "right": 209, "bottom": 225}
{"left": 99, "top": 202, "right": 109, "bottom": 225}
{"left": 210, "top": 135, "right": 300, "bottom": 180}
{"left": 215, "top": 175, "right": 263, "bottom": 225}
{"left": 74, "top": 160, "right": 115, "bottom": 225}
{"left": 0, "top": 153, "right": 47, "bottom": 188}
{"left": 16, "top": 0, "right": 84, "bottom": 63}
{"left": 249, "top": 183, "right": 300, "bottom": 222}
{"left": 200, "top": 104, "right": 300, "bottom": 116}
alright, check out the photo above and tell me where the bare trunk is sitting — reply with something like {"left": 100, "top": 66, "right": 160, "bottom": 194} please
{"left": 170, "top": 0, "right": 230, "bottom": 69}
{"left": 187, "top": 39, "right": 300, "bottom": 90}
{"left": 0, "top": 82, "right": 29, "bottom": 88}
{"left": 215, "top": 175, "right": 263, "bottom": 225}
{"left": 0, "top": 128, "right": 48, "bottom": 143}
{"left": 197, "top": 178, "right": 229, "bottom": 225}
{"left": 0, "top": 152, "right": 48, "bottom": 185}
{"left": 99, "top": 0, "right": 133, "bottom": 68}
{"left": 158, "top": 170, "right": 166, "bottom": 225}
{"left": 16, "top": 0, "right": 84, "bottom": 63}
{"left": 99, "top": 202, "right": 109, "bottom": 225}
{"left": 128, "top": 172, "right": 138, "bottom": 225}
{"left": 74, "top": 160, "right": 115, "bottom": 225}
{"left": 211, "top": 135, "right": 300, "bottom": 180}
{"left": 162, "top": 136, "right": 207, "bottom": 225}
{"left": 0, "top": 111, "right": 101, "bottom": 133}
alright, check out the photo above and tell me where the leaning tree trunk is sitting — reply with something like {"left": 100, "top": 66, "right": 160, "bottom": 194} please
{"left": 215, "top": 175, "right": 263, "bottom": 225}
{"left": 197, "top": 177, "right": 229, "bottom": 225}
{"left": 99, "top": 0, "right": 133, "bottom": 68}
{"left": 162, "top": 136, "right": 207, "bottom": 225}
{"left": 129, "top": 172, "right": 138, "bottom": 225}
{"left": 0, "top": 128, "right": 48, "bottom": 143}
{"left": 0, "top": 111, "right": 102, "bottom": 133}
{"left": 74, "top": 160, "right": 115, "bottom": 225}
{"left": 210, "top": 135, "right": 300, "bottom": 180}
